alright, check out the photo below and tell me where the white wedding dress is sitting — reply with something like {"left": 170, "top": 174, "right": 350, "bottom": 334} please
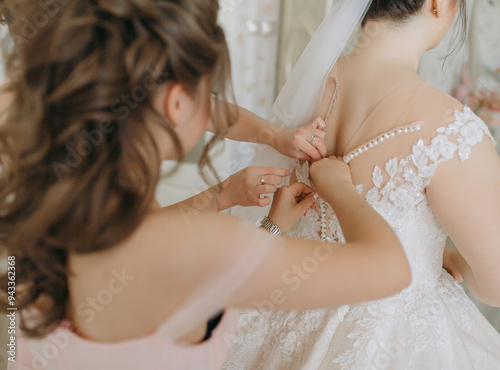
{"left": 224, "top": 106, "right": 500, "bottom": 369}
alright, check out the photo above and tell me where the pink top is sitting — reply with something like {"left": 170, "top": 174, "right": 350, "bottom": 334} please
{"left": 8, "top": 224, "right": 278, "bottom": 370}
{"left": 9, "top": 310, "right": 238, "bottom": 370}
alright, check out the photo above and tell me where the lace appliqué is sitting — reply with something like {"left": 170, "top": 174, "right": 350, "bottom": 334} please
{"left": 366, "top": 107, "right": 496, "bottom": 211}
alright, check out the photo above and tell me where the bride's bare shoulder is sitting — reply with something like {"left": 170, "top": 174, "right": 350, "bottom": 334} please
{"left": 414, "top": 82, "right": 464, "bottom": 125}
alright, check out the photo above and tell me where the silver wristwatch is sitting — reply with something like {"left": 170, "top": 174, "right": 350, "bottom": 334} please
{"left": 260, "top": 217, "right": 284, "bottom": 236}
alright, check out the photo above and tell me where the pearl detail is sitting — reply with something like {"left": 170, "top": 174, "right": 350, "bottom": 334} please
{"left": 343, "top": 121, "right": 423, "bottom": 164}
{"left": 319, "top": 200, "right": 328, "bottom": 241}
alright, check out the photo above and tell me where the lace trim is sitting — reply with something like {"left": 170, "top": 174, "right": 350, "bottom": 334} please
{"left": 362, "top": 106, "right": 495, "bottom": 210}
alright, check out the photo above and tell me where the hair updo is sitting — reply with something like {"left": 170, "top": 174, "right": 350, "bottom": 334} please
{"left": 362, "top": 0, "right": 467, "bottom": 55}
{"left": 364, "top": 0, "right": 428, "bottom": 24}
{"left": 0, "top": 0, "right": 234, "bottom": 337}
{"left": 363, "top": 0, "right": 466, "bottom": 23}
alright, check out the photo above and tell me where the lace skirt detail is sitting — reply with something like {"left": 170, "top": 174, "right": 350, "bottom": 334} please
{"left": 223, "top": 272, "right": 500, "bottom": 370}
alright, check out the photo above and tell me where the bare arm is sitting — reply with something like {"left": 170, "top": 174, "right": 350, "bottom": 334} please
{"left": 170, "top": 166, "right": 291, "bottom": 215}
{"left": 209, "top": 98, "right": 327, "bottom": 161}
{"left": 208, "top": 99, "right": 278, "bottom": 144}
{"left": 99, "top": 158, "right": 409, "bottom": 338}
{"left": 227, "top": 158, "right": 410, "bottom": 310}
{"left": 428, "top": 137, "right": 500, "bottom": 307}
{"left": 150, "top": 184, "right": 409, "bottom": 313}
{"left": 229, "top": 192, "right": 409, "bottom": 311}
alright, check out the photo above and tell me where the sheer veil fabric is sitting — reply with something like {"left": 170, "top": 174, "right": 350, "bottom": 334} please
{"left": 231, "top": 0, "right": 373, "bottom": 225}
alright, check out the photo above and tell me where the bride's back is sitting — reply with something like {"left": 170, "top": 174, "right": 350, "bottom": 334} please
{"left": 320, "top": 54, "right": 462, "bottom": 194}
{"left": 312, "top": 13, "right": 500, "bottom": 309}
{"left": 323, "top": 55, "right": 424, "bottom": 155}
{"left": 316, "top": 0, "right": 468, "bottom": 191}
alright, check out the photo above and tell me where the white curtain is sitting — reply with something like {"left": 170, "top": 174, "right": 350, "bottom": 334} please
{"left": 221, "top": 0, "right": 281, "bottom": 118}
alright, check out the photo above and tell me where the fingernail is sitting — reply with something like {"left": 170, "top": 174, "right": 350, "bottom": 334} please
{"left": 313, "top": 192, "right": 319, "bottom": 200}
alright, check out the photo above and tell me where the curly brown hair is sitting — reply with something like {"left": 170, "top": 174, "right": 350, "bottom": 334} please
{"left": 0, "top": 0, "right": 235, "bottom": 337}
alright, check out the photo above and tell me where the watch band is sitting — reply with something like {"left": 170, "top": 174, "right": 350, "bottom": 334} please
{"left": 260, "top": 217, "right": 284, "bottom": 236}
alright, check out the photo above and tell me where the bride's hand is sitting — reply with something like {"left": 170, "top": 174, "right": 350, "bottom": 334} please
{"left": 309, "top": 157, "right": 354, "bottom": 197}
{"left": 267, "top": 183, "right": 319, "bottom": 233}
{"left": 273, "top": 117, "right": 327, "bottom": 162}
{"left": 443, "top": 247, "right": 465, "bottom": 283}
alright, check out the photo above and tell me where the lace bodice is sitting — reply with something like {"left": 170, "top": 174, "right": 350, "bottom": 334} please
{"left": 292, "top": 106, "right": 496, "bottom": 288}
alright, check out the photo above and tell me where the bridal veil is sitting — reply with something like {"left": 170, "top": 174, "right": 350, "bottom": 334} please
{"left": 232, "top": 0, "right": 373, "bottom": 224}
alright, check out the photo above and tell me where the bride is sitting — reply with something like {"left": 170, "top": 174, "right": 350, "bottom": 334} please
{"left": 225, "top": 0, "right": 500, "bottom": 369}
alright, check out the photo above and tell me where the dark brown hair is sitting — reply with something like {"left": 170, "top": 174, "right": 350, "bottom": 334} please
{"left": 362, "top": 0, "right": 468, "bottom": 56}
{"left": 0, "top": 0, "right": 235, "bottom": 337}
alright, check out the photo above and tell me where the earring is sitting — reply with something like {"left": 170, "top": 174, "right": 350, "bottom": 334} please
{"left": 433, "top": 9, "right": 438, "bottom": 14}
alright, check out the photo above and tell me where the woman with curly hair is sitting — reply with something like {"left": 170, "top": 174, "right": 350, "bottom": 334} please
{"left": 0, "top": 0, "right": 410, "bottom": 369}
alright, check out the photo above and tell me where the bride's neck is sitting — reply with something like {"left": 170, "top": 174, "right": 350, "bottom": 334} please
{"left": 354, "top": 20, "right": 431, "bottom": 73}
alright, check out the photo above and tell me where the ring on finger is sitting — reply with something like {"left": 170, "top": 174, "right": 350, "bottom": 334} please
{"left": 311, "top": 134, "right": 317, "bottom": 142}
{"left": 261, "top": 176, "right": 266, "bottom": 185}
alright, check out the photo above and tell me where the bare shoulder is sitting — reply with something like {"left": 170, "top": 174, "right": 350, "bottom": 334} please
{"left": 414, "top": 82, "right": 464, "bottom": 126}
{"left": 420, "top": 82, "right": 462, "bottom": 106}
{"left": 69, "top": 207, "right": 272, "bottom": 321}
{"left": 68, "top": 209, "right": 273, "bottom": 340}
{"left": 108, "top": 208, "right": 270, "bottom": 283}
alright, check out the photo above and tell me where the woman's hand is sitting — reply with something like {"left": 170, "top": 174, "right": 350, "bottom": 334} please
{"left": 309, "top": 156, "right": 354, "bottom": 198}
{"left": 273, "top": 117, "right": 328, "bottom": 162}
{"left": 218, "top": 167, "right": 291, "bottom": 210}
{"left": 443, "top": 247, "right": 465, "bottom": 283}
{"left": 267, "top": 183, "right": 319, "bottom": 234}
